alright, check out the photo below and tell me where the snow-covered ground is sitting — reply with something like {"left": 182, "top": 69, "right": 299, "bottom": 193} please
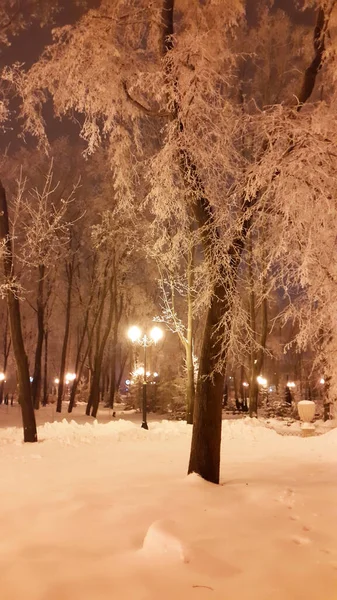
{"left": 0, "top": 406, "right": 336, "bottom": 600}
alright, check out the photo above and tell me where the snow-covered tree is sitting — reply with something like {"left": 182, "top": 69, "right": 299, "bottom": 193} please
{"left": 7, "top": 0, "right": 337, "bottom": 476}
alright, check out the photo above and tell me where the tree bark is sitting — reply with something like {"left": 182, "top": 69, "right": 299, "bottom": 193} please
{"left": 297, "top": 6, "right": 333, "bottom": 107}
{"left": 42, "top": 328, "right": 48, "bottom": 405}
{"left": 186, "top": 246, "right": 195, "bottom": 424}
{"left": 0, "top": 181, "right": 37, "bottom": 442}
{"left": 0, "top": 307, "right": 11, "bottom": 405}
{"left": 32, "top": 263, "right": 45, "bottom": 409}
{"left": 56, "top": 258, "right": 74, "bottom": 413}
{"left": 116, "top": 348, "right": 129, "bottom": 391}
{"left": 85, "top": 276, "right": 107, "bottom": 416}
{"left": 89, "top": 274, "right": 115, "bottom": 418}
{"left": 188, "top": 278, "right": 229, "bottom": 483}
{"left": 108, "top": 294, "right": 123, "bottom": 409}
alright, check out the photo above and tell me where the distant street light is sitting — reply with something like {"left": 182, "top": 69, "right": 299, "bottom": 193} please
{"left": 319, "top": 378, "right": 325, "bottom": 385}
{"left": 65, "top": 372, "right": 76, "bottom": 382}
{"left": 0, "top": 372, "right": 5, "bottom": 382}
{"left": 257, "top": 375, "right": 267, "bottom": 387}
{"left": 127, "top": 325, "right": 163, "bottom": 429}
{"left": 287, "top": 381, "right": 296, "bottom": 388}
{"left": 54, "top": 378, "right": 60, "bottom": 385}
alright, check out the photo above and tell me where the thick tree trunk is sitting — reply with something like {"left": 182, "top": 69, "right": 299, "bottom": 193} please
{"left": 32, "top": 264, "right": 45, "bottom": 409}
{"left": 56, "top": 259, "right": 74, "bottom": 413}
{"left": 188, "top": 281, "right": 227, "bottom": 483}
{"left": 0, "top": 181, "right": 37, "bottom": 442}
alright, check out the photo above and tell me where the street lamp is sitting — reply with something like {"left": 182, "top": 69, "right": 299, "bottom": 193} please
{"left": 127, "top": 325, "right": 163, "bottom": 429}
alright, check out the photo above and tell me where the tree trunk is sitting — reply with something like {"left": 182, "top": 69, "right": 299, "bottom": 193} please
{"left": 85, "top": 279, "right": 107, "bottom": 416}
{"left": 68, "top": 316, "right": 98, "bottom": 413}
{"left": 116, "top": 348, "right": 129, "bottom": 391}
{"left": 0, "top": 181, "right": 37, "bottom": 442}
{"left": 109, "top": 349, "right": 116, "bottom": 409}
{"left": 68, "top": 322, "right": 89, "bottom": 413}
{"left": 32, "top": 264, "right": 45, "bottom": 409}
{"left": 89, "top": 274, "right": 116, "bottom": 418}
{"left": 108, "top": 294, "right": 123, "bottom": 409}
{"left": 248, "top": 234, "right": 258, "bottom": 417}
{"left": 186, "top": 246, "right": 195, "bottom": 424}
{"left": 42, "top": 328, "right": 48, "bottom": 406}
{"left": 56, "top": 258, "right": 74, "bottom": 413}
{"left": 188, "top": 281, "right": 227, "bottom": 483}
{"left": 186, "top": 345, "right": 195, "bottom": 425}
{"left": 0, "top": 308, "right": 11, "bottom": 405}
{"left": 68, "top": 293, "right": 100, "bottom": 413}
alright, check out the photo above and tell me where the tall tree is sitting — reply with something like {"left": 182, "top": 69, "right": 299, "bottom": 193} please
{"left": 8, "top": 0, "right": 337, "bottom": 476}
{"left": 0, "top": 182, "right": 37, "bottom": 442}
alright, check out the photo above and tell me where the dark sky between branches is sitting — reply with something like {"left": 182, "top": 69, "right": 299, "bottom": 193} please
{"left": 0, "top": 0, "right": 315, "bottom": 150}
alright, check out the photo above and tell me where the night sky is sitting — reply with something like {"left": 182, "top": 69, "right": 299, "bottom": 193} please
{"left": 0, "top": 0, "right": 315, "bottom": 151}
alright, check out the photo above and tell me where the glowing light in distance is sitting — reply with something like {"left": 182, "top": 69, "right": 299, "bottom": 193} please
{"left": 146, "top": 371, "right": 151, "bottom": 377}
{"left": 319, "top": 378, "right": 325, "bottom": 385}
{"left": 242, "top": 382, "right": 249, "bottom": 387}
{"left": 125, "top": 379, "right": 131, "bottom": 385}
{"left": 257, "top": 376, "right": 267, "bottom": 386}
{"left": 153, "top": 372, "right": 159, "bottom": 378}
{"left": 54, "top": 378, "right": 60, "bottom": 385}
{"left": 0, "top": 372, "right": 5, "bottom": 382}
{"left": 66, "top": 373, "right": 76, "bottom": 382}
{"left": 134, "top": 367, "right": 144, "bottom": 376}
{"left": 150, "top": 326, "right": 163, "bottom": 343}
{"left": 128, "top": 326, "right": 141, "bottom": 342}
{"left": 287, "top": 381, "right": 296, "bottom": 388}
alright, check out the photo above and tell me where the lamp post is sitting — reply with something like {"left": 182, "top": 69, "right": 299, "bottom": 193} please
{"left": 128, "top": 325, "right": 163, "bottom": 429}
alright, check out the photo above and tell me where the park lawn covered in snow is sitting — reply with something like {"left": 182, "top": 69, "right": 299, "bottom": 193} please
{"left": 0, "top": 414, "right": 336, "bottom": 600}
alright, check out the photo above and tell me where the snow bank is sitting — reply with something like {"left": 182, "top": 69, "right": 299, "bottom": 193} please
{"left": 1, "top": 414, "right": 336, "bottom": 451}
{"left": 0, "top": 418, "right": 191, "bottom": 446}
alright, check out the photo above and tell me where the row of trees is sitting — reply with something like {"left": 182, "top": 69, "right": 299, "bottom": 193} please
{"left": 1, "top": 0, "right": 337, "bottom": 483}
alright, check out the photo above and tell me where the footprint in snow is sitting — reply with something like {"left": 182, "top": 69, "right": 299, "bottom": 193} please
{"left": 292, "top": 535, "right": 311, "bottom": 546}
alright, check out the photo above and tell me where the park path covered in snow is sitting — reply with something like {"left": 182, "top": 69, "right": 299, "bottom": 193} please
{"left": 0, "top": 413, "right": 336, "bottom": 600}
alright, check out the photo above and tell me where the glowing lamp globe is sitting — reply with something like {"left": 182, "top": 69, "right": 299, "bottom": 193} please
{"left": 150, "top": 326, "right": 163, "bottom": 343}
{"left": 66, "top": 373, "right": 76, "bottom": 382}
{"left": 128, "top": 326, "right": 141, "bottom": 343}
